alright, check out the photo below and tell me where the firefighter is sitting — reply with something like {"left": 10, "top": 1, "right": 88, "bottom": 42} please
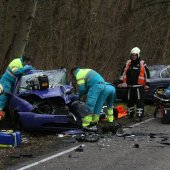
{"left": 118, "top": 47, "right": 150, "bottom": 121}
{"left": 0, "top": 56, "right": 33, "bottom": 119}
{"left": 71, "top": 67, "right": 106, "bottom": 131}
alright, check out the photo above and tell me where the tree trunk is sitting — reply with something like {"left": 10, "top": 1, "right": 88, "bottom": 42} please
{"left": 0, "top": 0, "right": 17, "bottom": 74}
{"left": 162, "top": 5, "right": 170, "bottom": 63}
{"left": 11, "top": 0, "right": 38, "bottom": 58}
{"left": 127, "top": 0, "right": 135, "bottom": 13}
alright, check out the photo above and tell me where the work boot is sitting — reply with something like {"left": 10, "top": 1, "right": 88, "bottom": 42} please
{"left": 135, "top": 116, "right": 143, "bottom": 122}
{"left": 83, "top": 125, "right": 98, "bottom": 132}
{"left": 127, "top": 113, "right": 134, "bottom": 119}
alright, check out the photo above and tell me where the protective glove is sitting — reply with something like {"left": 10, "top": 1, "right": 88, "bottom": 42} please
{"left": 0, "top": 84, "right": 4, "bottom": 94}
{"left": 0, "top": 111, "right": 5, "bottom": 120}
{"left": 23, "top": 65, "right": 33, "bottom": 71}
{"left": 118, "top": 83, "right": 127, "bottom": 88}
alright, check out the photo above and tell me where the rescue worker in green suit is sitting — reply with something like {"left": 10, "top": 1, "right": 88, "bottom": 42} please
{"left": 71, "top": 67, "right": 106, "bottom": 130}
{"left": 97, "top": 82, "right": 116, "bottom": 123}
{"left": 0, "top": 56, "right": 33, "bottom": 119}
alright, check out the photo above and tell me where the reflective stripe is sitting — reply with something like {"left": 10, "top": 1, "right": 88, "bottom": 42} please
{"left": 128, "top": 89, "right": 130, "bottom": 100}
{"left": 138, "top": 60, "right": 145, "bottom": 85}
{"left": 6, "top": 69, "right": 17, "bottom": 79}
{"left": 92, "top": 114, "right": 100, "bottom": 123}
{"left": 128, "top": 107, "right": 135, "bottom": 113}
{"left": 11, "top": 66, "right": 20, "bottom": 72}
{"left": 107, "top": 115, "right": 114, "bottom": 122}
{"left": 137, "top": 88, "right": 140, "bottom": 99}
{"left": 128, "top": 85, "right": 142, "bottom": 87}
{"left": 122, "top": 60, "right": 131, "bottom": 83}
{"left": 82, "top": 115, "right": 92, "bottom": 127}
{"left": 76, "top": 69, "right": 92, "bottom": 85}
{"left": 106, "top": 108, "right": 113, "bottom": 116}
{"left": 0, "top": 144, "right": 12, "bottom": 148}
{"left": 136, "top": 108, "right": 143, "bottom": 116}
{"left": 138, "top": 76, "right": 145, "bottom": 80}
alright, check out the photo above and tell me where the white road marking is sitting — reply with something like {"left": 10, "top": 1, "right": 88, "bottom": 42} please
{"left": 130, "top": 117, "right": 155, "bottom": 128}
{"left": 17, "top": 144, "right": 85, "bottom": 170}
{"left": 16, "top": 118, "right": 155, "bottom": 170}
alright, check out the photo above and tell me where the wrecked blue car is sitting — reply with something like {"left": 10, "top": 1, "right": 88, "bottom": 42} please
{"left": 7, "top": 69, "right": 89, "bottom": 132}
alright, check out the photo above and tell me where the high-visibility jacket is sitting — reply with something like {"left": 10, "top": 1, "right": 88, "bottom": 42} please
{"left": 74, "top": 68, "right": 105, "bottom": 98}
{"left": 121, "top": 59, "right": 148, "bottom": 85}
{"left": 2, "top": 58, "right": 25, "bottom": 83}
{"left": 76, "top": 69, "right": 92, "bottom": 86}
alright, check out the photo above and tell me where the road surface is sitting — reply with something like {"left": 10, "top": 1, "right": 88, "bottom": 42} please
{"left": 11, "top": 118, "right": 170, "bottom": 170}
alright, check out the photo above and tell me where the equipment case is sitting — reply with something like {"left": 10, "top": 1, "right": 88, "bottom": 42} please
{"left": 0, "top": 130, "right": 21, "bottom": 147}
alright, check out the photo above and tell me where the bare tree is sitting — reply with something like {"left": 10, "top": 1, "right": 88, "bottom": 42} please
{"left": 0, "top": 0, "right": 18, "bottom": 74}
{"left": 11, "top": 0, "right": 38, "bottom": 58}
{"left": 162, "top": 4, "right": 170, "bottom": 63}
{"left": 0, "top": 0, "right": 38, "bottom": 74}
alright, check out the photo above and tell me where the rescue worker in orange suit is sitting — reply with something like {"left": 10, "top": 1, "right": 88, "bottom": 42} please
{"left": 71, "top": 67, "right": 106, "bottom": 131}
{"left": 0, "top": 56, "right": 33, "bottom": 120}
{"left": 118, "top": 47, "right": 150, "bottom": 121}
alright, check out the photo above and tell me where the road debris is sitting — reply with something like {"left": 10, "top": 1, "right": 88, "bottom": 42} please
{"left": 75, "top": 145, "right": 84, "bottom": 152}
{"left": 133, "top": 143, "right": 139, "bottom": 148}
{"left": 10, "top": 153, "right": 33, "bottom": 159}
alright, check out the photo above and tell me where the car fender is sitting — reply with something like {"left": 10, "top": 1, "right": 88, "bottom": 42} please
{"left": 8, "top": 94, "right": 34, "bottom": 114}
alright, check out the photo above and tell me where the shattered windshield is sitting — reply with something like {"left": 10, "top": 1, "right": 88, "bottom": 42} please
{"left": 18, "top": 69, "right": 67, "bottom": 92}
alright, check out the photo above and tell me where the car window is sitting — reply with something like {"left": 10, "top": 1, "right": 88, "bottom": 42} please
{"left": 160, "top": 68, "right": 170, "bottom": 78}
{"left": 149, "top": 70, "right": 157, "bottom": 78}
{"left": 18, "top": 69, "right": 67, "bottom": 92}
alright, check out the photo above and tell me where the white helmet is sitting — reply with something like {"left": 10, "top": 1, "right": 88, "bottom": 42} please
{"left": 130, "top": 47, "right": 140, "bottom": 57}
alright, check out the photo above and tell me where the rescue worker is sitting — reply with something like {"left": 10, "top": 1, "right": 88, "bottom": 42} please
{"left": 165, "top": 85, "right": 170, "bottom": 98}
{"left": 71, "top": 67, "right": 106, "bottom": 130}
{"left": 0, "top": 84, "right": 4, "bottom": 120}
{"left": 118, "top": 47, "right": 150, "bottom": 121}
{"left": 0, "top": 56, "right": 33, "bottom": 119}
{"left": 98, "top": 82, "right": 116, "bottom": 123}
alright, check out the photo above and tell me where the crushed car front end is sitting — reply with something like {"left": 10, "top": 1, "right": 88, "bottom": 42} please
{"left": 8, "top": 69, "right": 84, "bottom": 131}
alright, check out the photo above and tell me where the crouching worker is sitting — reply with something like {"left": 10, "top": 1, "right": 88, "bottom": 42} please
{"left": 0, "top": 56, "right": 33, "bottom": 119}
{"left": 71, "top": 67, "right": 106, "bottom": 131}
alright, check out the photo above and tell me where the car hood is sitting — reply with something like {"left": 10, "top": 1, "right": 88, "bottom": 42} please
{"left": 150, "top": 77, "right": 170, "bottom": 83}
{"left": 18, "top": 85, "right": 73, "bottom": 99}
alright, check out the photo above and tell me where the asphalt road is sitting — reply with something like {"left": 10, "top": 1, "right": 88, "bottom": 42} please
{"left": 13, "top": 118, "right": 170, "bottom": 170}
